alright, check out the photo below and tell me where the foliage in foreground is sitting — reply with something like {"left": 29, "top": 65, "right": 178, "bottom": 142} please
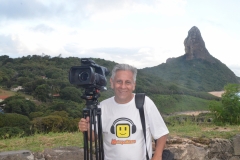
{"left": 209, "top": 83, "right": 240, "bottom": 125}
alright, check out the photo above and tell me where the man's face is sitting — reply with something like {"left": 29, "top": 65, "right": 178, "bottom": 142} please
{"left": 110, "top": 70, "right": 136, "bottom": 104}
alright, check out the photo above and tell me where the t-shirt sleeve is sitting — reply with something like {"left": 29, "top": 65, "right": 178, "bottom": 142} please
{"left": 145, "top": 96, "right": 169, "bottom": 139}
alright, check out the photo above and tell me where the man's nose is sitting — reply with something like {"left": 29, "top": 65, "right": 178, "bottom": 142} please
{"left": 120, "top": 82, "right": 127, "bottom": 88}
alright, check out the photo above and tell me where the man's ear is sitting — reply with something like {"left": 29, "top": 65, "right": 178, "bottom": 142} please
{"left": 110, "top": 78, "right": 114, "bottom": 89}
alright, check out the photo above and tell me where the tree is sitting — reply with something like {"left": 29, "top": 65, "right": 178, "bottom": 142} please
{"left": 1, "top": 95, "right": 36, "bottom": 116}
{"left": 50, "top": 100, "right": 84, "bottom": 118}
{"left": 59, "top": 87, "right": 83, "bottom": 103}
{"left": 17, "top": 77, "right": 33, "bottom": 86}
{"left": 34, "top": 84, "right": 52, "bottom": 102}
{"left": 209, "top": 83, "right": 240, "bottom": 125}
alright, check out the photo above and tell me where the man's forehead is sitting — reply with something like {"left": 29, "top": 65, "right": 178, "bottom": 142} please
{"left": 111, "top": 70, "right": 134, "bottom": 80}
{"left": 114, "top": 74, "right": 134, "bottom": 80}
{"left": 116, "top": 70, "right": 133, "bottom": 75}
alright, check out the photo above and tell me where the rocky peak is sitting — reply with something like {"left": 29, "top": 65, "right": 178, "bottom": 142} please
{"left": 184, "top": 26, "right": 215, "bottom": 63}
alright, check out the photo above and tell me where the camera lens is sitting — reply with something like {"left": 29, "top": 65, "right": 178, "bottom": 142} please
{"left": 79, "top": 72, "right": 89, "bottom": 81}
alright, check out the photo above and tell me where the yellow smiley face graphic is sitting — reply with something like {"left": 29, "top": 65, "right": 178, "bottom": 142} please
{"left": 116, "top": 123, "right": 130, "bottom": 138}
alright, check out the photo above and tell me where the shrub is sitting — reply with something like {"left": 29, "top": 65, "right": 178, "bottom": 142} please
{"left": 0, "top": 127, "right": 24, "bottom": 139}
{"left": 209, "top": 83, "right": 240, "bottom": 125}
{"left": 31, "top": 114, "right": 78, "bottom": 133}
{"left": 29, "top": 112, "right": 44, "bottom": 120}
{"left": 0, "top": 113, "right": 31, "bottom": 135}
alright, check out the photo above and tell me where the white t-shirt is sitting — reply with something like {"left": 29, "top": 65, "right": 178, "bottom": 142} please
{"left": 98, "top": 94, "right": 169, "bottom": 160}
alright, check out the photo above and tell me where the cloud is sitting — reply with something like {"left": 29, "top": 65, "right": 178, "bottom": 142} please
{"left": 88, "top": 0, "right": 186, "bottom": 22}
{"left": 0, "top": 0, "right": 185, "bottom": 23}
{"left": 0, "top": 0, "right": 88, "bottom": 26}
{"left": 29, "top": 24, "right": 54, "bottom": 33}
{"left": 228, "top": 64, "right": 240, "bottom": 78}
{"left": 0, "top": 0, "right": 49, "bottom": 19}
{"left": 0, "top": 34, "right": 27, "bottom": 55}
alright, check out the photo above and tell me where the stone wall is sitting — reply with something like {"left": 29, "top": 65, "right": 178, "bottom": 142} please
{"left": 165, "top": 134, "right": 240, "bottom": 160}
{"left": 0, "top": 134, "right": 240, "bottom": 160}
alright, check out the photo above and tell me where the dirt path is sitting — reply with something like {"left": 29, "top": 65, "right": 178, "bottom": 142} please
{"left": 208, "top": 91, "right": 224, "bottom": 97}
{"left": 172, "top": 111, "right": 210, "bottom": 116}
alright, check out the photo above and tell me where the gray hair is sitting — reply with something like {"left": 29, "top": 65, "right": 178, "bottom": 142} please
{"left": 111, "top": 64, "right": 137, "bottom": 82}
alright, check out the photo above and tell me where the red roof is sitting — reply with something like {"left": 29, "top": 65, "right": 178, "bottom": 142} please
{"left": 53, "top": 94, "right": 60, "bottom": 97}
{"left": 0, "top": 95, "right": 9, "bottom": 100}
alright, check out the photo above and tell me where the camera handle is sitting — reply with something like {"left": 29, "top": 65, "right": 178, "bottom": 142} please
{"left": 82, "top": 88, "right": 104, "bottom": 160}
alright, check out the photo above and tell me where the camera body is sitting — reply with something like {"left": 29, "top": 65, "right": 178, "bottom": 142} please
{"left": 69, "top": 58, "right": 110, "bottom": 89}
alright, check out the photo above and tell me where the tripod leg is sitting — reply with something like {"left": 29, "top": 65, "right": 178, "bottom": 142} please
{"left": 93, "top": 109, "right": 99, "bottom": 160}
{"left": 82, "top": 107, "right": 104, "bottom": 160}
{"left": 89, "top": 110, "right": 93, "bottom": 160}
{"left": 84, "top": 132, "right": 89, "bottom": 160}
{"left": 97, "top": 108, "right": 104, "bottom": 160}
{"left": 83, "top": 109, "right": 89, "bottom": 160}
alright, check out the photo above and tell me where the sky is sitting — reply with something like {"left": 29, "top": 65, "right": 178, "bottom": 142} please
{"left": 0, "top": 0, "right": 240, "bottom": 77}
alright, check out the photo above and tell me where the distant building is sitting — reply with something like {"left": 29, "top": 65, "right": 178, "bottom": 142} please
{"left": 52, "top": 93, "right": 60, "bottom": 98}
{"left": 53, "top": 93, "right": 60, "bottom": 97}
{"left": 11, "top": 86, "right": 23, "bottom": 92}
{"left": 42, "top": 76, "right": 48, "bottom": 79}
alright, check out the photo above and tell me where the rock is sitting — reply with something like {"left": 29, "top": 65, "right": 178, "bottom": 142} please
{"left": 233, "top": 134, "right": 240, "bottom": 155}
{"left": 183, "top": 26, "right": 215, "bottom": 63}
{"left": 168, "top": 144, "right": 207, "bottom": 160}
{"left": 207, "top": 138, "right": 233, "bottom": 160}
{"left": 166, "top": 135, "right": 240, "bottom": 160}
{"left": 40, "top": 146, "right": 85, "bottom": 160}
{"left": 229, "top": 156, "right": 240, "bottom": 160}
{"left": 0, "top": 150, "right": 33, "bottom": 160}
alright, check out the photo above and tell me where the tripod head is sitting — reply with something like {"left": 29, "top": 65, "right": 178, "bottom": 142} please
{"left": 81, "top": 86, "right": 102, "bottom": 108}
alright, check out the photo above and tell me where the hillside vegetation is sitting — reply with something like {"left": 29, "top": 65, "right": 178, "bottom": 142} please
{"left": 0, "top": 54, "right": 232, "bottom": 138}
{"left": 142, "top": 55, "right": 239, "bottom": 92}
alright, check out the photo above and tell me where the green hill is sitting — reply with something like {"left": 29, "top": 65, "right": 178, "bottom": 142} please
{"left": 0, "top": 55, "right": 222, "bottom": 114}
{"left": 141, "top": 55, "right": 238, "bottom": 92}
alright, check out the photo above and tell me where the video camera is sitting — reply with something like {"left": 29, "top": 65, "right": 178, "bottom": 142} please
{"left": 69, "top": 58, "right": 110, "bottom": 90}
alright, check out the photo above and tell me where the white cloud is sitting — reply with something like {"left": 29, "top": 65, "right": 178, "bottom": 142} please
{"left": 0, "top": 0, "right": 239, "bottom": 77}
{"left": 229, "top": 65, "right": 240, "bottom": 78}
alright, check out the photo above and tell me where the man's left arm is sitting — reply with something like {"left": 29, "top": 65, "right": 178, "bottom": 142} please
{"left": 151, "top": 134, "right": 168, "bottom": 160}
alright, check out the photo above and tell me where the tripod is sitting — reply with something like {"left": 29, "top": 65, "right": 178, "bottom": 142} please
{"left": 81, "top": 87, "right": 104, "bottom": 160}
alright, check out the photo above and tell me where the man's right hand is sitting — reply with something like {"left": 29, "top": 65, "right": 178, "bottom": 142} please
{"left": 78, "top": 117, "right": 90, "bottom": 132}
{"left": 78, "top": 117, "right": 96, "bottom": 141}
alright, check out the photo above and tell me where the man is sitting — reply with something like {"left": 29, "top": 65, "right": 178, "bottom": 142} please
{"left": 79, "top": 64, "right": 169, "bottom": 160}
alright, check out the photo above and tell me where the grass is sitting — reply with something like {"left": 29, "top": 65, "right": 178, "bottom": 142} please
{"left": 0, "top": 132, "right": 84, "bottom": 152}
{"left": 0, "top": 88, "right": 15, "bottom": 96}
{"left": 167, "top": 123, "right": 240, "bottom": 139}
